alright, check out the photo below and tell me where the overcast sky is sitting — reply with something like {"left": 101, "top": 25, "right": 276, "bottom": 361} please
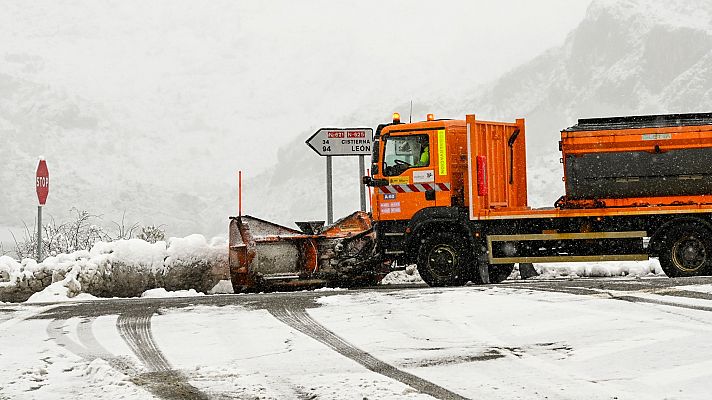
{"left": 2, "top": 0, "right": 593, "bottom": 172}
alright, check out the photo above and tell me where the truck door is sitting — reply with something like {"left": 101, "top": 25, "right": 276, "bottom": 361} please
{"left": 376, "top": 131, "right": 438, "bottom": 221}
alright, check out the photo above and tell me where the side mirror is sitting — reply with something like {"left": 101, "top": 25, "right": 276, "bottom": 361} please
{"left": 363, "top": 176, "right": 388, "bottom": 187}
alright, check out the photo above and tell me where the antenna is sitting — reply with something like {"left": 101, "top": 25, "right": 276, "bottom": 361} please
{"left": 409, "top": 100, "right": 413, "bottom": 123}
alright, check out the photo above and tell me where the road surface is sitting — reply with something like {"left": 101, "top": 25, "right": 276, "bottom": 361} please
{"left": 2, "top": 276, "right": 712, "bottom": 399}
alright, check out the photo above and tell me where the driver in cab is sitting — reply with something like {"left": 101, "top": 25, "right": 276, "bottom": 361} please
{"left": 418, "top": 143, "right": 429, "bottom": 167}
{"left": 384, "top": 136, "right": 430, "bottom": 176}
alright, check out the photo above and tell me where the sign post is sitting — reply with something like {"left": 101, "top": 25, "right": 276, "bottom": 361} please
{"left": 358, "top": 155, "right": 366, "bottom": 212}
{"left": 35, "top": 159, "right": 49, "bottom": 261}
{"left": 306, "top": 128, "right": 373, "bottom": 224}
{"left": 326, "top": 156, "right": 333, "bottom": 224}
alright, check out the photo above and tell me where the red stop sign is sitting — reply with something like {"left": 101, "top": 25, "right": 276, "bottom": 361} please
{"left": 36, "top": 159, "right": 49, "bottom": 206}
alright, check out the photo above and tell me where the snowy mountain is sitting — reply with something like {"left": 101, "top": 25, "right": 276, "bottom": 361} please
{"left": 463, "top": 0, "right": 712, "bottom": 138}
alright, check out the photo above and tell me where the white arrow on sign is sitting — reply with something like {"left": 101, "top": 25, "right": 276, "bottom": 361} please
{"left": 306, "top": 128, "right": 374, "bottom": 157}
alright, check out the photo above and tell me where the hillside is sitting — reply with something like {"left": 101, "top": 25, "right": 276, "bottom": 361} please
{"left": 458, "top": 0, "right": 712, "bottom": 206}
{"left": 242, "top": 0, "right": 712, "bottom": 225}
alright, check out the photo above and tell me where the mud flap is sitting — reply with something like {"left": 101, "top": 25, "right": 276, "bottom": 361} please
{"left": 477, "top": 255, "right": 490, "bottom": 284}
{"left": 519, "top": 262, "right": 539, "bottom": 280}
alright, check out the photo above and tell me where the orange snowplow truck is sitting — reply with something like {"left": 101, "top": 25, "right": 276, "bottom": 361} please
{"left": 229, "top": 112, "right": 712, "bottom": 292}
{"left": 362, "top": 112, "right": 712, "bottom": 286}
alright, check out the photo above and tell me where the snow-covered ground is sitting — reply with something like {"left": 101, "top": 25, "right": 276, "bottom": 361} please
{"left": 310, "top": 286, "right": 712, "bottom": 399}
{"left": 2, "top": 279, "right": 711, "bottom": 399}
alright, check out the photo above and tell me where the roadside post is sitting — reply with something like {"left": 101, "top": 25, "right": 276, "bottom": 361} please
{"left": 35, "top": 158, "right": 49, "bottom": 261}
{"left": 326, "top": 156, "right": 333, "bottom": 224}
{"left": 358, "top": 155, "right": 366, "bottom": 211}
{"left": 306, "top": 128, "right": 373, "bottom": 225}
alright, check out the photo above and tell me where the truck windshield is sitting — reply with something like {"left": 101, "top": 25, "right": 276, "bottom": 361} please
{"left": 382, "top": 134, "right": 429, "bottom": 176}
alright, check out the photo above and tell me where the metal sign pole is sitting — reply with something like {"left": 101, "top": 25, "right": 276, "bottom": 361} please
{"left": 37, "top": 205, "right": 42, "bottom": 261}
{"left": 326, "top": 156, "right": 334, "bottom": 225}
{"left": 359, "top": 155, "right": 366, "bottom": 211}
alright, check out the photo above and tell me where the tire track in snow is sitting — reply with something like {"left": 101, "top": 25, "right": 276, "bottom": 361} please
{"left": 47, "top": 317, "right": 133, "bottom": 372}
{"left": 1, "top": 304, "right": 59, "bottom": 332}
{"left": 116, "top": 308, "right": 210, "bottom": 400}
{"left": 510, "top": 283, "right": 712, "bottom": 313}
{"left": 117, "top": 311, "right": 171, "bottom": 372}
{"left": 268, "top": 303, "right": 469, "bottom": 400}
{"left": 45, "top": 311, "right": 210, "bottom": 400}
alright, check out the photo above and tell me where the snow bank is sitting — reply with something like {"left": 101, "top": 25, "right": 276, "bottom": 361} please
{"left": 0, "top": 235, "right": 228, "bottom": 303}
{"left": 380, "top": 265, "right": 424, "bottom": 285}
{"left": 25, "top": 273, "right": 99, "bottom": 304}
{"left": 530, "top": 260, "right": 664, "bottom": 279}
{"left": 380, "top": 261, "right": 665, "bottom": 285}
{"left": 141, "top": 288, "right": 205, "bottom": 298}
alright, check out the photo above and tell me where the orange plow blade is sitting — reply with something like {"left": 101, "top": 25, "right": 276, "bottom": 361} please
{"left": 228, "top": 212, "right": 387, "bottom": 293}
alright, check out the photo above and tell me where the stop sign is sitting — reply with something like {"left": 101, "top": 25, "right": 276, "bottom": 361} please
{"left": 36, "top": 159, "right": 49, "bottom": 206}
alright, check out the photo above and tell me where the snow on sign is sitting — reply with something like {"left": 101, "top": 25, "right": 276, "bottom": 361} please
{"left": 36, "top": 159, "right": 49, "bottom": 206}
{"left": 306, "top": 128, "right": 373, "bottom": 157}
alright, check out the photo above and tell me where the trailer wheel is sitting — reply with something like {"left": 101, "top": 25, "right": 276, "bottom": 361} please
{"left": 417, "top": 232, "right": 470, "bottom": 287}
{"left": 659, "top": 223, "right": 712, "bottom": 278}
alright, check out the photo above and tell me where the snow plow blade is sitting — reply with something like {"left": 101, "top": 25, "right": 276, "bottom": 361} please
{"left": 228, "top": 212, "right": 388, "bottom": 293}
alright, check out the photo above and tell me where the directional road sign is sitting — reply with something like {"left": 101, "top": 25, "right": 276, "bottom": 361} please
{"left": 306, "top": 128, "right": 373, "bottom": 157}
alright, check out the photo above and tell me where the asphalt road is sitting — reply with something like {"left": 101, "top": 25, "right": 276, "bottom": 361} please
{"left": 4, "top": 276, "right": 712, "bottom": 399}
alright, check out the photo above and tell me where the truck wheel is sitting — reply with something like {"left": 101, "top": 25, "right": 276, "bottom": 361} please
{"left": 659, "top": 223, "right": 712, "bottom": 278}
{"left": 417, "top": 232, "right": 471, "bottom": 287}
{"left": 489, "top": 264, "right": 515, "bottom": 284}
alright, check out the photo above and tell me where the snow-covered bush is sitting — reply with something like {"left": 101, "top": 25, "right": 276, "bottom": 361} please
{"left": 0, "top": 235, "right": 228, "bottom": 303}
{"left": 136, "top": 225, "right": 166, "bottom": 244}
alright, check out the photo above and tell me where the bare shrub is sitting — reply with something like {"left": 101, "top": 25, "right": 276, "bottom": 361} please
{"left": 111, "top": 211, "right": 139, "bottom": 240}
{"left": 12, "top": 209, "right": 167, "bottom": 260}
{"left": 137, "top": 225, "right": 166, "bottom": 244}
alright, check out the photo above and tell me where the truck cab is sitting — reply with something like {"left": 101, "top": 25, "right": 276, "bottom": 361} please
{"left": 369, "top": 114, "right": 468, "bottom": 222}
{"left": 364, "top": 114, "right": 470, "bottom": 283}
{"left": 365, "top": 113, "right": 527, "bottom": 285}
